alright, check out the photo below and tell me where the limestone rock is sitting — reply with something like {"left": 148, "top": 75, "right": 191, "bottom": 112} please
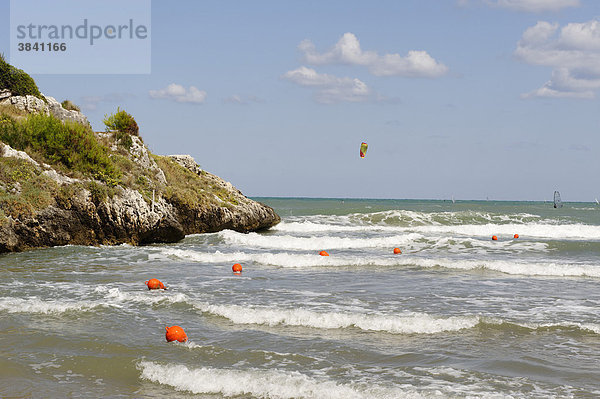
{"left": 45, "top": 96, "right": 89, "bottom": 126}
{"left": 0, "top": 93, "right": 89, "bottom": 126}
{"left": 169, "top": 154, "right": 202, "bottom": 175}
{"left": 0, "top": 94, "right": 48, "bottom": 115}
{"left": 130, "top": 136, "right": 167, "bottom": 185}
{"left": 0, "top": 142, "right": 40, "bottom": 166}
{"left": 42, "top": 169, "right": 81, "bottom": 185}
{"left": 167, "top": 154, "right": 280, "bottom": 233}
{"left": 0, "top": 89, "right": 11, "bottom": 101}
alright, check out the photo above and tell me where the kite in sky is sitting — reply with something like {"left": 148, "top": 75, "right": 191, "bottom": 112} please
{"left": 360, "top": 142, "right": 368, "bottom": 158}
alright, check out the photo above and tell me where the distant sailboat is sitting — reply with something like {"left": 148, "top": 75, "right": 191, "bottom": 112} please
{"left": 452, "top": 195, "right": 455, "bottom": 204}
{"left": 553, "top": 191, "right": 563, "bottom": 208}
{"left": 595, "top": 198, "right": 599, "bottom": 205}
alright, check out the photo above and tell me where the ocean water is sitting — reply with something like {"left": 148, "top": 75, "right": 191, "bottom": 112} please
{"left": 1, "top": 198, "right": 600, "bottom": 398}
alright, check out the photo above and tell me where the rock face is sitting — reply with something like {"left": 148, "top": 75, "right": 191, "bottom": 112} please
{"left": 45, "top": 96, "right": 89, "bottom": 126}
{"left": 0, "top": 91, "right": 89, "bottom": 126}
{"left": 0, "top": 139, "right": 280, "bottom": 252}
{"left": 168, "top": 155, "right": 280, "bottom": 234}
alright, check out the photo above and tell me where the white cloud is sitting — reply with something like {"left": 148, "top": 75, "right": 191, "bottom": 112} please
{"left": 223, "top": 94, "right": 264, "bottom": 105}
{"left": 299, "top": 33, "right": 448, "bottom": 78}
{"left": 560, "top": 20, "right": 600, "bottom": 50}
{"left": 521, "top": 86, "right": 594, "bottom": 99}
{"left": 79, "top": 93, "right": 136, "bottom": 111}
{"left": 481, "top": 0, "right": 579, "bottom": 12}
{"left": 516, "top": 20, "right": 600, "bottom": 99}
{"left": 149, "top": 83, "right": 207, "bottom": 104}
{"left": 282, "top": 66, "right": 371, "bottom": 104}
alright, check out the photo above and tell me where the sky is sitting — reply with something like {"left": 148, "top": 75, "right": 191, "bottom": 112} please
{"left": 1, "top": 0, "right": 599, "bottom": 201}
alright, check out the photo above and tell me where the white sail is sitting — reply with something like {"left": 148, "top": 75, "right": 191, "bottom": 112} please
{"left": 553, "top": 191, "right": 563, "bottom": 208}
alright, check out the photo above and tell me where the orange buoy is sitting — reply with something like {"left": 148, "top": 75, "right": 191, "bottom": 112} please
{"left": 514, "top": 234, "right": 519, "bottom": 239}
{"left": 165, "top": 325, "right": 187, "bottom": 342}
{"left": 492, "top": 235, "right": 498, "bottom": 241}
{"left": 145, "top": 278, "right": 166, "bottom": 290}
{"left": 232, "top": 263, "right": 243, "bottom": 273}
{"left": 319, "top": 251, "right": 329, "bottom": 256}
{"left": 393, "top": 248, "right": 402, "bottom": 254}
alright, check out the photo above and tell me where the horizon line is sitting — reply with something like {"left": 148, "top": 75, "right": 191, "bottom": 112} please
{"left": 250, "top": 196, "right": 595, "bottom": 204}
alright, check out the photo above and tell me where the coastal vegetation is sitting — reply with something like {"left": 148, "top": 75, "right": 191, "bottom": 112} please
{"left": 0, "top": 54, "right": 44, "bottom": 99}
{"left": 103, "top": 107, "right": 138, "bottom": 150}
{"left": 61, "top": 99, "right": 80, "bottom": 112}
{"left": 0, "top": 156, "right": 57, "bottom": 220}
{"left": 153, "top": 155, "right": 239, "bottom": 209}
{"left": 0, "top": 113, "right": 121, "bottom": 186}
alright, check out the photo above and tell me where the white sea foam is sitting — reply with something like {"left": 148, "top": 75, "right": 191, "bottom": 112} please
{"left": 411, "top": 223, "right": 600, "bottom": 240}
{"left": 275, "top": 219, "right": 600, "bottom": 240}
{"left": 163, "top": 248, "right": 391, "bottom": 267}
{"left": 138, "top": 361, "right": 422, "bottom": 399}
{"left": 281, "top": 210, "right": 541, "bottom": 226}
{"left": 349, "top": 210, "right": 542, "bottom": 226}
{"left": 0, "top": 287, "right": 190, "bottom": 315}
{"left": 577, "top": 323, "right": 600, "bottom": 334}
{"left": 274, "top": 221, "right": 376, "bottom": 233}
{"left": 0, "top": 297, "right": 107, "bottom": 314}
{"left": 411, "top": 258, "right": 600, "bottom": 278}
{"left": 483, "top": 319, "right": 600, "bottom": 335}
{"left": 93, "top": 286, "right": 189, "bottom": 305}
{"left": 547, "top": 322, "right": 600, "bottom": 334}
{"left": 137, "top": 360, "right": 564, "bottom": 399}
{"left": 192, "top": 302, "right": 479, "bottom": 334}
{"left": 161, "top": 248, "right": 600, "bottom": 277}
{"left": 218, "top": 230, "right": 424, "bottom": 250}
{"left": 217, "top": 229, "right": 547, "bottom": 253}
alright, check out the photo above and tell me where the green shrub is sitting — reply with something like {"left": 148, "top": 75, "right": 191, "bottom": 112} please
{"left": 61, "top": 100, "right": 80, "bottom": 112}
{"left": 114, "top": 130, "right": 133, "bottom": 150}
{"left": 86, "top": 181, "right": 116, "bottom": 204}
{"left": 21, "top": 174, "right": 56, "bottom": 209}
{"left": 0, "top": 113, "right": 121, "bottom": 186}
{"left": 103, "top": 107, "right": 139, "bottom": 136}
{"left": 152, "top": 155, "right": 239, "bottom": 208}
{"left": 56, "top": 183, "right": 79, "bottom": 209}
{"left": 87, "top": 181, "right": 107, "bottom": 204}
{"left": 0, "top": 54, "right": 44, "bottom": 100}
{"left": 0, "top": 157, "right": 38, "bottom": 184}
{"left": 0, "top": 194, "right": 35, "bottom": 219}
{"left": 0, "top": 174, "right": 57, "bottom": 219}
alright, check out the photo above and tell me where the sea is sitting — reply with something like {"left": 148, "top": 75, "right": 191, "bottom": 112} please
{"left": 1, "top": 198, "right": 599, "bottom": 398}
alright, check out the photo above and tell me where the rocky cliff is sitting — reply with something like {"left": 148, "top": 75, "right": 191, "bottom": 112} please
{"left": 0, "top": 91, "right": 279, "bottom": 253}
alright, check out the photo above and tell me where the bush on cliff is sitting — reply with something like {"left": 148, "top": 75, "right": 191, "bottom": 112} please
{"left": 0, "top": 157, "right": 57, "bottom": 219}
{"left": 152, "top": 155, "right": 238, "bottom": 209}
{"left": 0, "top": 54, "right": 44, "bottom": 100}
{"left": 0, "top": 114, "right": 121, "bottom": 186}
{"left": 61, "top": 100, "right": 80, "bottom": 112}
{"left": 103, "top": 108, "right": 139, "bottom": 150}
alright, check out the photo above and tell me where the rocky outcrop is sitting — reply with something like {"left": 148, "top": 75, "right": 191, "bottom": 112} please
{"left": 45, "top": 96, "right": 89, "bottom": 126}
{"left": 0, "top": 91, "right": 89, "bottom": 126}
{"left": 169, "top": 154, "right": 203, "bottom": 175}
{"left": 168, "top": 155, "right": 280, "bottom": 233}
{"left": 0, "top": 140, "right": 280, "bottom": 252}
{"left": 0, "top": 92, "right": 48, "bottom": 115}
{"left": 0, "top": 185, "right": 182, "bottom": 252}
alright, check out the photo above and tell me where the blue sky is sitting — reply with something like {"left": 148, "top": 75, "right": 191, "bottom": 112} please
{"left": 1, "top": 0, "right": 599, "bottom": 201}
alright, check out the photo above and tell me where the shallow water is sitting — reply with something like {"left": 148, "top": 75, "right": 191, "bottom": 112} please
{"left": 1, "top": 198, "right": 599, "bottom": 398}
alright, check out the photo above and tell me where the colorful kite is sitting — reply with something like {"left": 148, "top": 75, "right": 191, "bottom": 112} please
{"left": 360, "top": 142, "right": 368, "bottom": 158}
